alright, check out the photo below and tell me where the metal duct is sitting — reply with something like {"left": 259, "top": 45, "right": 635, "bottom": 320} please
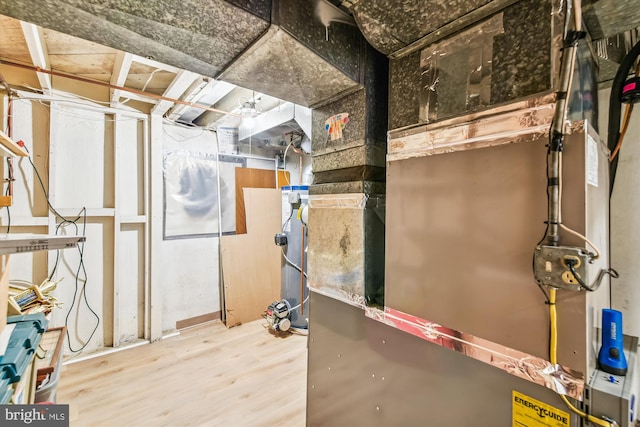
{"left": 582, "top": 0, "right": 640, "bottom": 41}
{"left": 0, "top": 0, "right": 368, "bottom": 108}
{"left": 0, "top": 0, "right": 271, "bottom": 78}
{"left": 237, "top": 102, "right": 311, "bottom": 142}
{"left": 346, "top": 0, "right": 517, "bottom": 58}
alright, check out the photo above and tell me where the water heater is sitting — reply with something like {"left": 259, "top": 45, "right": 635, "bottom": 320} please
{"left": 280, "top": 185, "right": 309, "bottom": 329}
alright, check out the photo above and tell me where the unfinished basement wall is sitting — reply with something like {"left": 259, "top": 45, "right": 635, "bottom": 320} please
{"left": 0, "top": 91, "right": 149, "bottom": 355}
{"left": 160, "top": 124, "right": 221, "bottom": 333}
{"left": 159, "top": 123, "right": 307, "bottom": 333}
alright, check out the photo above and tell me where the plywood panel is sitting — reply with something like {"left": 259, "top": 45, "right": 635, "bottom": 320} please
{"left": 235, "top": 168, "right": 289, "bottom": 234}
{"left": 0, "top": 16, "right": 31, "bottom": 63}
{"left": 222, "top": 188, "right": 281, "bottom": 327}
{"left": 43, "top": 29, "right": 118, "bottom": 55}
{"left": 49, "top": 53, "right": 116, "bottom": 75}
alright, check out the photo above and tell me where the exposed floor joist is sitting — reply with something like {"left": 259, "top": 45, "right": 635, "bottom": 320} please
{"left": 19, "top": 21, "right": 51, "bottom": 92}
{"left": 151, "top": 69, "right": 200, "bottom": 116}
{"left": 167, "top": 79, "right": 236, "bottom": 122}
{"left": 110, "top": 51, "right": 133, "bottom": 106}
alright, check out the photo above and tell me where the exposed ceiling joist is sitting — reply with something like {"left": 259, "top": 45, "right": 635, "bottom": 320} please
{"left": 110, "top": 52, "right": 133, "bottom": 105}
{"left": 166, "top": 78, "right": 212, "bottom": 121}
{"left": 168, "top": 79, "right": 236, "bottom": 122}
{"left": 133, "top": 55, "right": 182, "bottom": 75}
{"left": 19, "top": 21, "right": 51, "bottom": 92}
{"left": 151, "top": 69, "right": 200, "bottom": 116}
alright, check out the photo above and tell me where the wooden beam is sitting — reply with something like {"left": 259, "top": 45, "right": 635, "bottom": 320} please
{"left": 151, "top": 70, "right": 199, "bottom": 116}
{"left": 165, "top": 78, "right": 211, "bottom": 121}
{"left": 110, "top": 52, "right": 133, "bottom": 105}
{"left": 19, "top": 21, "right": 51, "bottom": 92}
{"left": 2, "top": 59, "right": 240, "bottom": 117}
{"left": 149, "top": 114, "right": 164, "bottom": 341}
{"left": 132, "top": 55, "right": 182, "bottom": 74}
{"left": 0, "top": 129, "right": 28, "bottom": 157}
{"left": 167, "top": 79, "right": 236, "bottom": 122}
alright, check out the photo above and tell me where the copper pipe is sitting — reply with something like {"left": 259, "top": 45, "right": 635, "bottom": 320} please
{"left": 0, "top": 59, "right": 241, "bottom": 117}
{"left": 0, "top": 71, "right": 14, "bottom": 197}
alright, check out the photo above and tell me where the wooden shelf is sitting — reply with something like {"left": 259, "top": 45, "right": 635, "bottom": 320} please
{"left": 0, "top": 130, "right": 28, "bottom": 157}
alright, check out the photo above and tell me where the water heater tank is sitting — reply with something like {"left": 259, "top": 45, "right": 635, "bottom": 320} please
{"left": 281, "top": 186, "right": 309, "bottom": 329}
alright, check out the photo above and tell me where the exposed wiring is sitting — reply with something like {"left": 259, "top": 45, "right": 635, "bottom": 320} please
{"left": 288, "top": 294, "right": 309, "bottom": 312}
{"left": 610, "top": 103, "right": 633, "bottom": 161}
{"left": 610, "top": 63, "right": 640, "bottom": 161}
{"left": 3, "top": 85, "right": 14, "bottom": 233}
{"left": 281, "top": 246, "right": 308, "bottom": 279}
{"left": 119, "top": 68, "right": 160, "bottom": 106}
{"left": 559, "top": 223, "right": 601, "bottom": 259}
{"left": 282, "top": 132, "right": 305, "bottom": 186}
{"left": 20, "top": 144, "right": 82, "bottom": 223}
{"left": 548, "top": 288, "right": 616, "bottom": 427}
{"left": 59, "top": 216, "right": 100, "bottom": 353}
{"left": 4, "top": 156, "right": 13, "bottom": 233}
{"left": 0, "top": 58, "right": 239, "bottom": 117}
{"left": 16, "top": 98, "right": 141, "bottom": 123}
{"left": 608, "top": 38, "right": 640, "bottom": 193}
{"left": 20, "top": 141, "right": 99, "bottom": 353}
{"left": 162, "top": 122, "right": 206, "bottom": 142}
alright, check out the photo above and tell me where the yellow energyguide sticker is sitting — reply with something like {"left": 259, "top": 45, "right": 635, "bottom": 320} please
{"left": 513, "top": 390, "right": 570, "bottom": 427}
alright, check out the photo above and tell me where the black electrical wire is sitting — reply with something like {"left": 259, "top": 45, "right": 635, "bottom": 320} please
{"left": 60, "top": 215, "right": 100, "bottom": 353}
{"left": 5, "top": 157, "right": 13, "bottom": 233}
{"left": 567, "top": 262, "right": 593, "bottom": 291}
{"left": 21, "top": 142, "right": 98, "bottom": 352}
{"left": 4, "top": 183, "right": 10, "bottom": 234}
{"left": 21, "top": 145, "right": 82, "bottom": 223}
{"left": 608, "top": 39, "right": 640, "bottom": 194}
{"left": 532, "top": 141, "right": 554, "bottom": 304}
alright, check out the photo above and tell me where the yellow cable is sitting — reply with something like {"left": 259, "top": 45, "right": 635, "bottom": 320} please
{"left": 548, "top": 288, "right": 615, "bottom": 427}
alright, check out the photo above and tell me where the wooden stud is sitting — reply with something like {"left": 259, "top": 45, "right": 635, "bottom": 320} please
{"left": 20, "top": 21, "right": 51, "bottom": 92}
{"left": 148, "top": 115, "right": 163, "bottom": 341}
{"left": 110, "top": 52, "right": 133, "bottom": 106}
{"left": 0, "top": 129, "right": 28, "bottom": 157}
{"left": 151, "top": 70, "right": 200, "bottom": 116}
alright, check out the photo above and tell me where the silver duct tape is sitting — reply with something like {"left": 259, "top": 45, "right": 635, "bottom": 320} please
{"left": 309, "top": 287, "right": 585, "bottom": 399}
{"left": 308, "top": 194, "right": 386, "bottom": 209}
{"left": 388, "top": 99, "right": 557, "bottom": 161}
{"left": 364, "top": 306, "right": 585, "bottom": 400}
{"left": 308, "top": 283, "right": 368, "bottom": 309}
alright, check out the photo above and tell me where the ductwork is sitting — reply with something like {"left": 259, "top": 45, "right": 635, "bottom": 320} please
{"left": 0, "top": 0, "right": 367, "bottom": 109}
{"left": 2, "top": 0, "right": 639, "bottom": 111}
{"left": 238, "top": 101, "right": 311, "bottom": 143}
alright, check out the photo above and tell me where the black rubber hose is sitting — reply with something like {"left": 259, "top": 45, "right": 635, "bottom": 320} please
{"left": 609, "top": 39, "right": 640, "bottom": 194}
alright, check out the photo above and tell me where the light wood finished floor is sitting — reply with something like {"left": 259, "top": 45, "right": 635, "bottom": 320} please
{"left": 57, "top": 320, "right": 308, "bottom": 426}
